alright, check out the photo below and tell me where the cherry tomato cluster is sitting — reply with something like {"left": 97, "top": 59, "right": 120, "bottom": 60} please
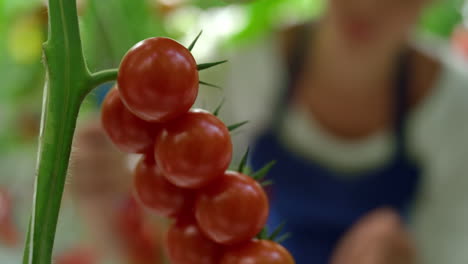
{"left": 101, "top": 36, "right": 294, "bottom": 264}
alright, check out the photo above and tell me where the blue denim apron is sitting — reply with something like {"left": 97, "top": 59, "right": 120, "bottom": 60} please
{"left": 249, "top": 26, "right": 421, "bottom": 264}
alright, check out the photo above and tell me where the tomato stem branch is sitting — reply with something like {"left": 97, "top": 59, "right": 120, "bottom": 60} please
{"left": 88, "top": 68, "right": 119, "bottom": 90}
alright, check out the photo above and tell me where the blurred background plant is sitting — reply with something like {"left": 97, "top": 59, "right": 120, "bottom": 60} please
{"left": 0, "top": 0, "right": 467, "bottom": 263}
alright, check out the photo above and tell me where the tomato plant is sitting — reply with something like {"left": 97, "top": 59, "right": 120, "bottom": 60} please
{"left": 220, "top": 239, "right": 295, "bottom": 264}
{"left": 101, "top": 87, "right": 158, "bottom": 153}
{"left": 195, "top": 171, "right": 269, "bottom": 245}
{"left": 23, "top": 0, "right": 295, "bottom": 263}
{"left": 118, "top": 37, "right": 199, "bottom": 123}
{"left": 155, "top": 109, "right": 233, "bottom": 189}
{"left": 133, "top": 154, "right": 193, "bottom": 218}
{"left": 166, "top": 218, "right": 223, "bottom": 264}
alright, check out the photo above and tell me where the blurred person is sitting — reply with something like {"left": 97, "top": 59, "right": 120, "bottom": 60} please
{"left": 65, "top": 118, "right": 165, "bottom": 264}
{"left": 222, "top": 0, "right": 468, "bottom": 263}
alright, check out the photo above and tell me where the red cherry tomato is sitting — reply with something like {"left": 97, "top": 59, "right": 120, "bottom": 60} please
{"left": 220, "top": 239, "right": 295, "bottom": 264}
{"left": 134, "top": 154, "right": 193, "bottom": 218}
{"left": 101, "top": 87, "right": 158, "bottom": 153}
{"left": 195, "top": 171, "right": 269, "bottom": 245}
{"left": 155, "top": 109, "right": 232, "bottom": 189}
{"left": 166, "top": 218, "right": 223, "bottom": 264}
{"left": 118, "top": 37, "right": 199, "bottom": 122}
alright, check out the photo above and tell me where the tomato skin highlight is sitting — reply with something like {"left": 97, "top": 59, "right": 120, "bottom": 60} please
{"left": 195, "top": 171, "right": 269, "bottom": 245}
{"left": 155, "top": 109, "right": 232, "bottom": 189}
{"left": 118, "top": 37, "right": 199, "bottom": 123}
{"left": 166, "top": 218, "right": 223, "bottom": 264}
{"left": 220, "top": 240, "right": 295, "bottom": 264}
{"left": 133, "top": 155, "right": 193, "bottom": 218}
{"left": 101, "top": 87, "right": 157, "bottom": 153}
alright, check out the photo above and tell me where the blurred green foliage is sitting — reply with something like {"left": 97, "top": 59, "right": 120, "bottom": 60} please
{"left": 230, "top": 0, "right": 325, "bottom": 46}
{"left": 421, "top": 0, "right": 464, "bottom": 37}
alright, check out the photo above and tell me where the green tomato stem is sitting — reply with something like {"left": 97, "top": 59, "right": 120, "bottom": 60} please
{"left": 88, "top": 68, "right": 119, "bottom": 90}
{"left": 22, "top": 0, "right": 118, "bottom": 263}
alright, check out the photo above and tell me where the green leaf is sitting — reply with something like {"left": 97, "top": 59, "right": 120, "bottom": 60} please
{"left": 197, "top": 60, "right": 228, "bottom": 71}
{"left": 275, "top": 233, "right": 292, "bottom": 244}
{"left": 213, "top": 98, "right": 226, "bottom": 116}
{"left": 228, "top": 121, "right": 249, "bottom": 132}
{"left": 199, "top": 81, "right": 221, "bottom": 89}
{"left": 256, "top": 227, "right": 269, "bottom": 240}
{"left": 238, "top": 148, "right": 250, "bottom": 173}
{"left": 261, "top": 180, "right": 274, "bottom": 187}
{"left": 268, "top": 221, "right": 287, "bottom": 241}
{"left": 188, "top": 30, "right": 203, "bottom": 52}
{"left": 252, "top": 160, "right": 276, "bottom": 181}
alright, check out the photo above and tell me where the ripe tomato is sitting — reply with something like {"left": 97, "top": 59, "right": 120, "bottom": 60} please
{"left": 134, "top": 154, "right": 193, "bottom": 218}
{"left": 101, "top": 87, "right": 158, "bottom": 153}
{"left": 118, "top": 37, "right": 199, "bottom": 122}
{"left": 220, "top": 239, "right": 295, "bottom": 264}
{"left": 125, "top": 224, "right": 162, "bottom": 264}
{"left": 155, "top": 109, "right": 232, "bottom": 189}
{"left": 115, "top": 196, "right": 145, "bottom": 239}
{"left": 195, "top": 171, "right": 269, "bottom": 245}
{"left": 166, "top": 218, "right": 223, "bottom": 264}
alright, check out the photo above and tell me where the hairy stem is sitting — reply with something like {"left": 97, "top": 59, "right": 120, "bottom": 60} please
{"left": 22, "top": 0, "right": 118, "bottom": 263}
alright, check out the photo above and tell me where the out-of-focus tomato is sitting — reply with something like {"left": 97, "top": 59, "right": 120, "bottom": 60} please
{"left": 134, "top": 154, "right": 193, "bottom": 218}
{"left": 220, "top": 239, "right": 295, "bottom": 264}
{"left": 118, "top": 37, "right": 199, "bottom": 123}
{"left": 195, "top": 171, "right": 269, "bottom": 245}
{"left": 155, "top": 109, "right": 232, "bottom": 189}
{"left": 114, "top": 196, "right": 163, "bottom": 264}
{"left": 166, "top": 218, "right": 223, "bottom": 264}
{"left": 452, "top": 26, "right": 468, "bottom": 59}
{"left": 101, "top": 87, "right": 158, "bottom": 153}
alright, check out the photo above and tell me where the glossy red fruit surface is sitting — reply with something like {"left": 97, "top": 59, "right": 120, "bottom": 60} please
{"left": 118, "top": 37, "right": 199, "bottom": 122}
{"left": 166, "top": 218, "right": 223, "bottom": 264}
{"left": 195, "top": 171, "right": 269, "bottom": 245}
{"left": 155, "top": 109, "right": 232, "bottom": 189}
{"left": 134, "top": 155, "right": 193, "bottom": 218}
{"left": 220, "top": 239, "right": 295, "bottom": 264}
{"left": 101, "top": 87, "right": 157, "bottom": 153}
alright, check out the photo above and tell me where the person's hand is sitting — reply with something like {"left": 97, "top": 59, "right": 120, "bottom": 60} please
{"left": 330, "top": 208, "right": 416, "bottom": 264}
